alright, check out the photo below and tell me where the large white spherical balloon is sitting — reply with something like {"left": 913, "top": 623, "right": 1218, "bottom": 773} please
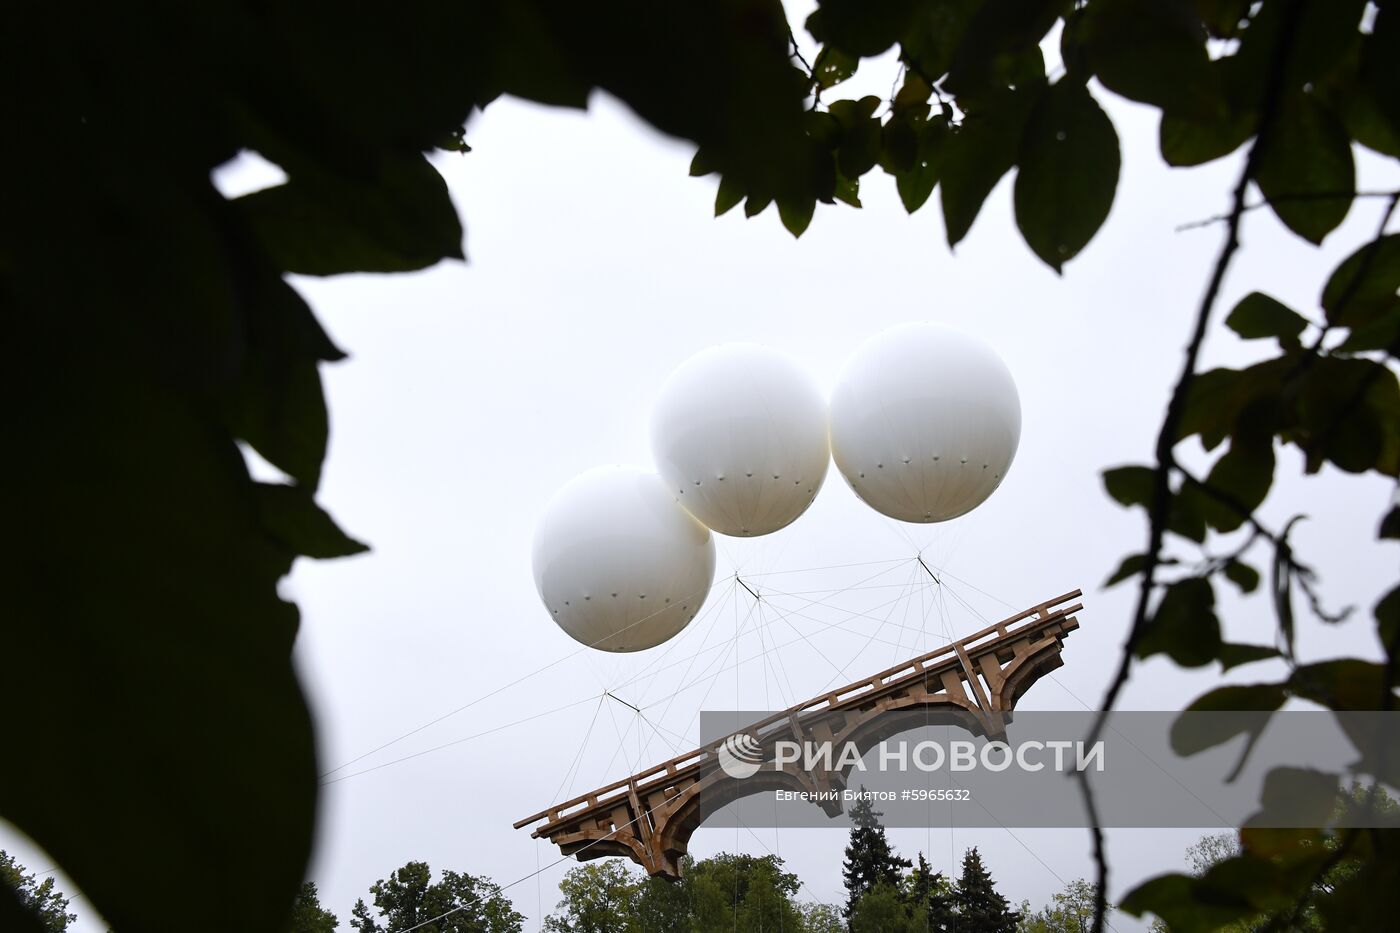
{"left": 532, "top": 466, "right": 717, "bottom": 652}
{"left": 651, "top": 344, "right": 830, "bottom": 537}
{"left": 830, "top": 324, "right": 1021, "bottom": 523}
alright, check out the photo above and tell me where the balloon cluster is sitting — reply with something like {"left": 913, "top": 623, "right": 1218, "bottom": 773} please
{"left": 531, "top": 324, "right": 1022, "bottom": 653}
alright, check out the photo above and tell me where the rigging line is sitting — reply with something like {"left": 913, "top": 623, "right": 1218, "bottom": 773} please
{"left": 739, "top": 556, "right": 913, "bottom": 577}
{"left": 552, "top": 695, "right": 606, "bottom": 804}
{"left": 759, "top": 597, "right": 800, "bottom": 709}
{"left": 650, "top": 583, "right": 752, "bottom": 729}
{"left": 629, "top": 578, "right": 736, "bottom": 718}
{"left": 320, "top": 693, "right": 602, "bottom": 786}
{"left": 318, "top": 575, "right": 729, "bottom": 779}
{"left": 598, "top": 690, "right": 642, "bottom": 784}
{"left": 932, "top": 565, "right": 1019, "bottom": 612}
{"left": 813, "top": 562, "right": 922, "bottom": 693}
{"left": 679, "top": 594, "right": 765, "bottom": 748}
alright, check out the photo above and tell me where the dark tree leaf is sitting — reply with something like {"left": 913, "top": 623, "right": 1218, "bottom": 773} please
{"left": 1246, "top": 768, "right": 1340, "bottom": 829}
{"left": 1137, "top": 577, "right": 1222, "bottom": 668}
{"left": 806, "top": 0, "right": 921, "bottom": 57}
{"left": 899, "top": 0, "right": 982, "bottom": 82}
{"left": 941, "top": 83, "right": 1043, "bottom": 247}
{"left": 1217, "top": 642, "right": 1281, "bottom": 670}
{"left": 1292, "top": 356, "right": 1400, "bottom": 476}
{"left": 1223, "top": 559, "right": 1261, "bottom": 594}
{"left": 715, "top": 175, "right": 745, "bottom": 216}
{"left": 1361, "top": 3, "right": 1400, "bottom": 154}
{"left": 1083, "top": 0, "right": 1220, "bottom": 120}
{"left": 1321, "top": 233, "right": 1400, "bottom": 335}
{"left": 1103, "top": 465, "right": 1154, "bottom": 508}
{"left": 832, "top": 174, "right": 861, "bottom": 208}
{"left": 1104, "top": 553, "right": 1146, "bottom": 587}
{"left": 225, "top": 276, "right": 342, "bottom": 490}
{"left": 889, "top": 116, "right": 948, "bottom": 214}
{"left": 1198, "top": 433, "right": 1275, "bottom": 534}
{"left": 1194, "top": 0, "right": 1251, "bottom": 39}
{"left": 1159, "top": 106, "right": 1256, "bottom": 167}
{"left": 1013, "top": 80, "right": 1120, "bottom": 271}
{"left": 814, "top": 46, "right": 859, "bottom": 89}
{"left": 1172, "top": 684, "right": 1284, "bottom": 757}
{"left": 943, "top": 0, "right": 1065, "bottom": 99}
{"left": 1120, "top": 873, "right": 1259, "bottom": 932}
{"left": 1225, "top": 292, "right": 1306, "bottom": 349}
{"left": 1381, "top": 507, "right": 1400, "bottom": 541}
{"left": 744, "top": 192, "right": 773, "bottom": 218}
{"left": 254, "top": 483, "right": 369, "bottom": 560}
{"left": 1231, "top": 0, "right": 1368, "bottom": 107}
{"left": 1379, "top": 585, "right": 1400, "bottom": 652}
{"left": 237, "top": 154, "right": 464, "bottom": 275}
{"left": 1254, "top": 94, "right": 1355, "bottom": 245}
{"left": 1288, "top": 660, "right": 1393, "bottom": 711}
{"left": 778, "top": 195, "right": 817, "bottom": 237}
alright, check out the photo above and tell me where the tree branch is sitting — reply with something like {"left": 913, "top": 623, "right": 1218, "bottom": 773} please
{"left": 1080, "top": 4, "right": 1306, "bottom": 931}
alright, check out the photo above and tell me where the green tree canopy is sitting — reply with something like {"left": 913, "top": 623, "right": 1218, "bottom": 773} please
{"left": 0, "top": 852, "right": 75, "bottom": 933}
{"left": 287, "top": 881, "right": 339, "bottom": 933}
{"left": 350, "top": 861, "right": 523, "bottom": 933}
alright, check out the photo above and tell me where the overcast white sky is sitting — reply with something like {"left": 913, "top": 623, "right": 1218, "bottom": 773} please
{"left": 5, "top": 19, "right": 1398, "bottom": 932}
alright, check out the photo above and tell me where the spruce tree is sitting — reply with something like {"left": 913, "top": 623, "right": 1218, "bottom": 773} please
{"left": 905, "top": 852, "right": 956, "bottom": 932}
{"left": 953, "top": 848, "right": 1019, "bottom": 933}
{"left": 841, "top": 791, "right": 911, "bottom": 918}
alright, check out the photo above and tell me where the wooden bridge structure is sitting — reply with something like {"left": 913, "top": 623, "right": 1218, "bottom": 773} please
{"left": 515, "top": 588, "right": 1083, "bottom": 879}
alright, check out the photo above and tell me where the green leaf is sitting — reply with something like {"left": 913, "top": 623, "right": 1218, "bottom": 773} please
{"left": 690, "top": 148, "right": 717, "bottom": 177}
{"left": 806, "top": 0, "right": 921, "bottom": 57}
{"left": 887, "top": 116, "right": 947, "bottom": 214}
{"left": 1223, "top": 559, "right": 1261, "bottom": 594}
{"left": 715, "top": 176, "right": 744, "bottom": 216}
{"left": 1198, "top": 434, "right": 1275, "bottom": 534}
{"left": 1120, "top": 873, "right": 1259, "bottom": 932}
{"left": 892, "top": 70, "right": 934, "bottom": 117}
{"left": 225, "top": 276, "right": 341, "bottom": 490}
{"left": 237, "top": 154, "right": 463, "bottom": 275}
{"left": 1379, "top": 585, "right": 1400, "bottom": 652}
{"left": 1103, "top": 465, "right": 1154, "bottom": 508}
{"left": 1288, "top": 660, "right": 1392, "bottom": 711}
{"left": 941, "top": 83, "right": 1042, "bottom": 247}
{"left": 778, "top": 196, "right": 817, "bottom": 237}
{"left": 837, "top": 116, "right": 882, "bottom": 179}
{"left": 1380, "top": 507, "right": 1400, "bottom": 541}
{"left": 943, "top": 0, "right": 1064, "bottom": 99}
{"left": 1246, "top": 768, "right": 1340, "bottom": 829}
{"left": 899, "top": 0, "right": 982, "bottom": 82}
{"left": 1013, "top": 81, "right": 1120, "bottom": 271}
{"left": 1218, "top": 642, "right": 1281, "bottom": 670}
{"left": 1194, "top": 0, "right": 1251, "bottom": 39}
{"left": 1172, "top": 684, "right": 1285, "bottom": 757}
{"left": 813, "top": 46, "right": 858, "bottom": 89}
{"left": 254, "top": 483, "right": 369, "bottom": 560}
{"left": 832, "top": 174, "right": 861, "bottom": 208}
{"left": 1225, "top": 292, "right": 1306, "bottom": 349}
{"left": 1083, "top": 0, "right": 1221, "bottom": 120}
{"left": 1321, "top": 233, "right": 1400, "bottom": 336}
{"left": 744, "top": 193, "right": 773, "bottom": 218}
{"left": 881, "top": 117, "right": 919, "bottom": 174}
{"left": 1254, "top": 94, "right": 1355, "bottom": 245}
{"left": 1138, "top": 577, "right": 1222, "bottom": 667}
{"left": 1292, "top": 356, "right": 1400, "bottom": 476}
{"left": 1105, "top": 553, "right": 1146, "bottom": 587}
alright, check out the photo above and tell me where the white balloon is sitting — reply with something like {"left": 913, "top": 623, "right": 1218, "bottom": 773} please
{"left": 651, "top": 344, "right": 830, "bottom": 537}
{"left": 830, "top": 323, "right": 1021, "bottom": 523}
{"left": 532, "top": 466, "right": 717, "bottom": 652}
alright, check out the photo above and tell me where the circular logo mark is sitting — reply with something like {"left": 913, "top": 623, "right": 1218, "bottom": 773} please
{"left": 716, "top": 732, "right": 764, "bottom": 779}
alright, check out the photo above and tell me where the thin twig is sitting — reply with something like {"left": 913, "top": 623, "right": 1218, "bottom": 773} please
{"left": 1176, "top": 189, "right": 1400, "bottom": 232}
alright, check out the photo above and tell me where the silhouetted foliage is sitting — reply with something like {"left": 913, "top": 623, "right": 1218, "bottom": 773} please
{"left": 955, "top": 847, "right": 1020, "bottom": 933}
{"left": 0, "top": 852, "right": 75, "bottom": 932}
{"left": 287, "top": 881, "right": 339, "bottom": 933}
